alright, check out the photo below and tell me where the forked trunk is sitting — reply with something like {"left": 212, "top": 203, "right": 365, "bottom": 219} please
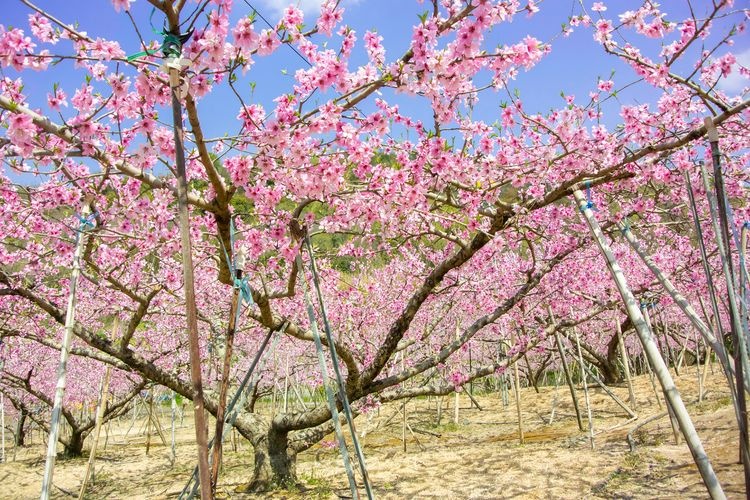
{"left": 238, "top": 428, "right": 297, "bottom": 492}
{"left": 63, "top": 430, "right": 84, "bottom": 458}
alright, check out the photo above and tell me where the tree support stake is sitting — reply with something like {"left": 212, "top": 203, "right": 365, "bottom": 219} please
{"left": 573, "top": 187, "right": 726, "bottom": 500}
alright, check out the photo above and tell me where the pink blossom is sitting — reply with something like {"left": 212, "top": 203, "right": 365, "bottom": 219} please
{"left": 47, "top": 87, "right": 67, "bottom": 110}
{"left": 597, "top": 79, "right": 614, "bottom": 92}
{"left": 594, "top": 19, "right": 613, "bottom": 44}
{"left": 591, "top": 2, "right": 607, "bottom": 12}
{"left": 281, "top": 6, "right": 304, "bottom": 30}
{"left": 317, "top": 2, "right": 344, "bottom": 36}
{"left": 232, "top": 17, "right": 259, "bottom": 51}
{"left": 257, "top": 29, "right": 280, "bottom": 56}
{"left": 111, "top": 0, "right": 133, "bottom": 12}
{"left": 28, "top": 14, "right": 58, "bottom": 44}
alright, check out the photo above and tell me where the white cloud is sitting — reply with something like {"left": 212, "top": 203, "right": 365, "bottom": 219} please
{"left": 718, "top": 47, "right": 750, "bottom": 94}
{"left": 253, "top": 0, "right": 359, "bottom": 19}
{"left": 254, "top": 0, "right": 326, "bottom": 18}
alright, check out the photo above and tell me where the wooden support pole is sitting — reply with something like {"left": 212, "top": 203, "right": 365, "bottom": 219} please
{"left": 574, "top": 328, "right": 595, "bottom": 450}
{"left": 616, "top": 318, "right": 637, "bottom": 409}
{"left": 146, "top": 393, "right": 154, "bottom": 455}
{"left": 401, "top": 353, "right": 407, "bottom": 453}
{"left": 643, "top": 303, "right": 680, "bottom": 446}
{"left": 701, "top": 123, "right": 750, "bottom": 485}
{"left": 580, "top": 360, "right": 637, "bottom": 419}
{"left": 78, "top": 366, "right": 112, "bottom": 500}
{"left": 454, "top": 324, "right": 460, "bottom": 425}
{"left": 574, "top": 187, "right": 726, "bottom": 500}
{"left": 1, "top": 392, "right": 5, "bottom": 464}
{"left": 548, "top": 307, "right": 584, "bottom": 431}
{"left": 171, "top": 391, "right": 177, "bottom": 464}
{"left": 283, "top": 354, "right": 290, "bottom": 414}
{"left": 619, "top": 221, "right": 737, "bottom": 388}
{"left": 512, "top": 332, "right": 524, "bottom": 445}
{"left": 168, "top": 62, "right": 212, "bottom": 500}
{"left": 211, "top": 250, "right": 245, "bottom": 491}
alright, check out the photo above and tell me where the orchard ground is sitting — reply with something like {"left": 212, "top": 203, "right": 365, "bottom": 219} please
{"left": 0, "top": 369, "right": 743, "bottom": 499}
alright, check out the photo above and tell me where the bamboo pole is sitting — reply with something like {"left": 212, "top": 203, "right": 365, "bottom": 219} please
{"left": 667, "top": 321, "right": 680, "bottom": 375}
{"left": 642, "top": 305, "right": 680, "bottom": 446}
{"left": 616, "top": 318, "right": 637, "bottom": 409}
{"left": 436, "top": 396, "right": 443, "bottom": 425}
{"left": 619, "top": 222, "right": 736, "bottom": 387}
{"left": 146, "top": 393, "right": 154, "bottom": 455}
{"left": 676, "top": 334, "right": 689, "bottom": 376}
{"left": 695, "top": 330, "right": 704, "bottom": 403}
{"left": 700, "top": 129, "right": 750, "bottom": 485}
{"left": 549, "top": 307, "right": 584, "bottom": 431}
{"left": 168, "top": 61, "right": 212, "bottom": 500}
{"left": 574, "top": 188, "right": 726, "bottom": 500}
{"left": 579, "top": 360, "right": 637, "bottom": 419}
{"left": 501, "top": 374, "right": 509, "bottom": 408}
{"left": 182, "top": 325, "right": 280, "bottom": 499}
{"left": 283, "top": 354, "right": 290, "bottom": 414}
{"left": 574, "top": 328, "right": 595, "bottom": 450}
{"left": 211, "top": 249, "right": 245, "bottom": 491}
{"left": 78, "top": 365, "right": 112, "bottom": 500}
{"left": 401, "top": 353, "right": 407, "bottom": 453}
{"left": 297, "top": 256, "right": 359, "bottom": 499}
{"left": 685, "top": 171, "right": 730, "bottom": 372}
{"left": 454, "top": 324, "right": 460, "bottom": 425}
{"left": 641, "top": 343, "right": 663, "bottom": 411}
{"left": 549, "top": 370, "right": 560, "bottom": 424}
{"left": 41, "top": 202, "right": 91, "bottom": 500}
{"left": 1, "top": 392, "right": 5, "bottom": 464}
{"left": 291, "top": 381, "right": 309, "bottom": 410}
{"left": 621, "top": 212, "right": 750, "bottom": 456}
{"left": 148, "top": 402, "right": 169, "bottom": 449}
{"left": 304, "top": 236, "right": 373, "bottom": 499}
{"left": 12, "top": 415, "right": 18, "bottom": 462}
{"left": 512, "top": 332, "right": 524, "bottom": 445}
{"left": 171, "top": 391, "right": 177, "bottom": 464}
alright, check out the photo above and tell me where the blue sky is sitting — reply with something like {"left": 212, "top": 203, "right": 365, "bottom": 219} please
{"left": 2, "top": 0, "right": 748, "bottom": 146}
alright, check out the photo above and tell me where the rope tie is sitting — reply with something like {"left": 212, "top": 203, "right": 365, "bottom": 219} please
{"left": 74, "top": 211, "right": 98, "bottom": 245}
{"left": 126, "top": 8, "right": 193, "bottom": 61}
{"left": 218, "top": 218, "right": 253, "bottom": 313}
{"left": 76, "top": 212, "right": 97, "bottom": 229}
{"left": 583, "top": 180, "right": 597, "bottom": 211}
{"left": 620, "top": 217, "right": 631, "bottom": 234}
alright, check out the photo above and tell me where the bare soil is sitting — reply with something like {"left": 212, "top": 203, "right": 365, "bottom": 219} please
{"left": 1, "top": 367, "right": 744, "bottom": 499}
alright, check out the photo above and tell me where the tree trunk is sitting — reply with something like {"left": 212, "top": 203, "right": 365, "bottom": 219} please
{"left": 63, "top": 431, "right": 84, "bottom": 458}
{"left": 15, "top": 409, "right": 27, "bottom": 447}
{"left": 241, "top": 429, "right": 297, "bottom": 492}
{"left": 600, "top": 330, "right": 624, "bottom": 384}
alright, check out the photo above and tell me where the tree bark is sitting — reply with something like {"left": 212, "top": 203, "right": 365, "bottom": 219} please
{"left": 63, "top": 430, "right": 84, "bottom": 458}
{"left": 240, "top": 429, "right": 297, "bottom": 492}
{"left": 15, "top": 408, "right": 27, "bottom": 447}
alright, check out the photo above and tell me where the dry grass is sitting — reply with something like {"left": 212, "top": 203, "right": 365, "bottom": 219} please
{"left": 0, "top": 367, "right": 744, "bottom": 499}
